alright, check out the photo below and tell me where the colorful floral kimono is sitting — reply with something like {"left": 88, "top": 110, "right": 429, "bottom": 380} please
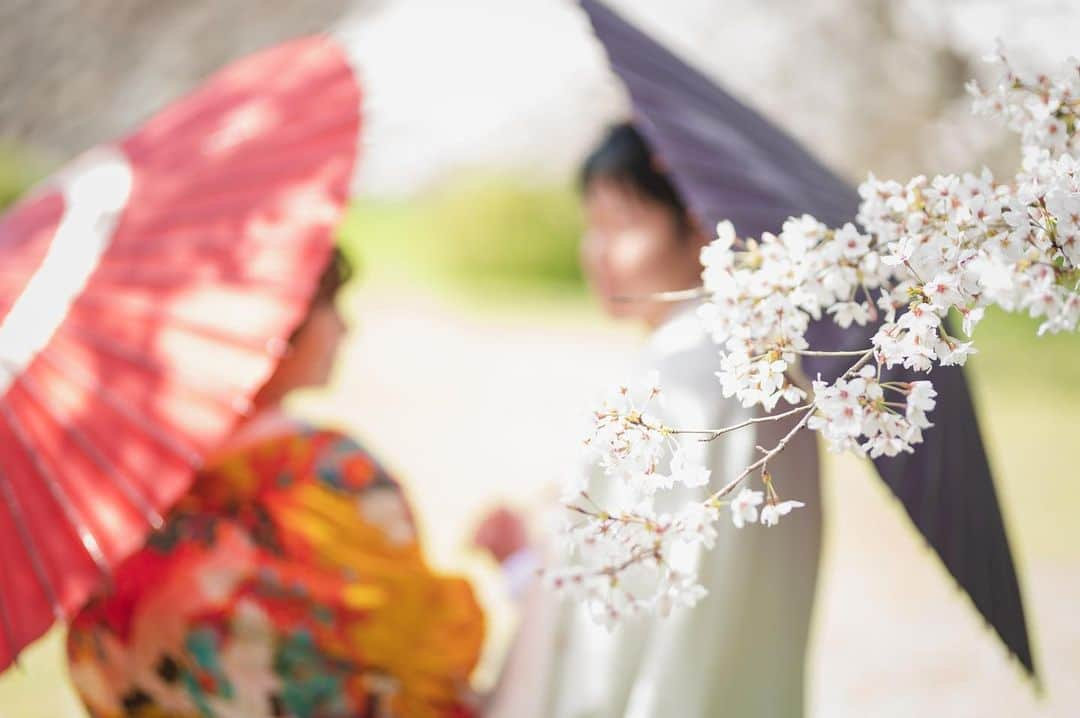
{"left": 67, "top": 415, "right": 484, "bottom": 718}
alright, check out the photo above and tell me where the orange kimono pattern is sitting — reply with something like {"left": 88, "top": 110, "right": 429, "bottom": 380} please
{"left": 67, "top": 426, "right": 484, "bottom": 718}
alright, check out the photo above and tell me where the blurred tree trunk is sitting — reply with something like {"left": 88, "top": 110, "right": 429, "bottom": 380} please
{"left": 0, "top": 0, "right": 370, "bottom": 160}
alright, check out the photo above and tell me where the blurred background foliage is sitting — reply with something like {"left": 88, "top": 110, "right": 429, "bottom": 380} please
{"left": 338, "top": 176, "right": 585, "bottom": 295}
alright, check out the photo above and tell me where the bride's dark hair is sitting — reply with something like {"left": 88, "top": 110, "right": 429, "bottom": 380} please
{"left": 581, "top": 122, "right": 691, "bottom": 234}
{"left": 311, "top": 246, "right": 354, "bottom": 307}
{"left": 287, "top": 246, "right": 353, "bottom": 343}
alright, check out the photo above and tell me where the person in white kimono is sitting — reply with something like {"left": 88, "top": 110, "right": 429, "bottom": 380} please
{"left": 485, "top": 123, "right": 822, "bottom": 718}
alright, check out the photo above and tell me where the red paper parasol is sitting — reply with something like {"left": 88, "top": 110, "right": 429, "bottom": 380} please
{"left": 0, "top": 35, "right": 362, "bottom": 670}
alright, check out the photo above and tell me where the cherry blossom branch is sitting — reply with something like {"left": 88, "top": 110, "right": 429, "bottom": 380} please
{"left": 627, "top": 402, "right": 812, "bottom": 441}
{"left": 707, "top": 404, "right": 817, "bottom": 501}
{"left": 707, "top": 349, "right": 874, "bottom": 500}
{"left": 549, "top": 48, "right": 1080, "bottom": 624}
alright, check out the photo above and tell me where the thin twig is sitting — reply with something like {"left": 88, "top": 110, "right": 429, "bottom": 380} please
{"left": 663, "top": 403, "right": 812, "bottom": 441}
{"left": 609, "top": 286, "right": 708, "bottom": 304}
{"left": 790, "top": 348, "right": 872, "bottom": 357}
{"left": 707, "top": 407, "right": 817, "bottom": 501}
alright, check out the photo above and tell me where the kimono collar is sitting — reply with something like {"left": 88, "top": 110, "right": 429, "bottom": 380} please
{"left": 216, "top": 407, "right": 308, "bottom": 456}
{"left": 646, "top": 300, "right": 707, "bottom": 359}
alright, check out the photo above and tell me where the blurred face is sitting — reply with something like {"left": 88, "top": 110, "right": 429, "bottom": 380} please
{"left": 289, "top": 300, "right": 348, "bottom": 387}
{"left": 581, "top": 178, "right": 705, "bottom": 326}
{"left": 254, "top": 299, "right": 348, "bottom": 409}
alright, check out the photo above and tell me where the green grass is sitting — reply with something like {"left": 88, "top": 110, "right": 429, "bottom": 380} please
{"left": 337, "top": 175, "right": 586, "bottom": 297}
{"left": 0, "top": 143, "right": 44, "bottom": 211}
{"left": 964, "top": 307, "right": 1080, "bottom": 399}
{"left": 959, "top": 309, "right": 1080, "bottom": 563}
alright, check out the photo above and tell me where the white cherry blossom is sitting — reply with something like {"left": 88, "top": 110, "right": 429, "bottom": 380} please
{"left": 730, "top": 488, "right": 764, "bottom": 528}
{"left": 760, "top": 500, "right": 806, "bottom": 527}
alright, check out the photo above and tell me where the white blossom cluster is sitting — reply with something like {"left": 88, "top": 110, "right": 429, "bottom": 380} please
{"left": 577, "top": 374, "right": 710, "bottom": 497}
{"left": 969, "top": 42, "right": 1080, "bottom": 160}
{"left": 808, "top": 367, "right": 937, "bottom": 457}
{"left": 551, "top": 50, "right": 1080, "bottom": 624}
{"left": 551, "top": 377, "right": 718, "bottom": 624}
{"left": 551, "top": 500, "right": 717, "bottom": 627}
{"left": 699, "top": 216, "right": 892, "bottom": 410}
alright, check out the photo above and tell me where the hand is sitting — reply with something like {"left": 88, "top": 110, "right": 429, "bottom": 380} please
{"left": 472, "top": 506, "right": 528, "bottom": 564}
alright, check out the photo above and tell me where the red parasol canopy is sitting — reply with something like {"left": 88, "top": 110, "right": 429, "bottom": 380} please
{"left": 0, "top": 34, "right": 362, "bottom": 670}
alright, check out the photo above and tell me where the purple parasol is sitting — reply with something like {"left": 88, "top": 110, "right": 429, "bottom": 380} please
{"left": 580, "top": 0, "right": 1035, "bottom": 678}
